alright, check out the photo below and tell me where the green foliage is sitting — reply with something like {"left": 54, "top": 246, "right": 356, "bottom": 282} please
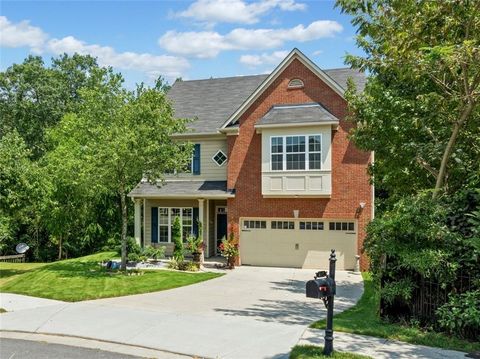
{"left": 0, "top": 252, "right": 221, "bottom": 301}
{"left": 127, "top": 252, "right": 140, "bottom": 262}
{"left": 219, "top": 230, "right": 239, "bottom": 263}
{"left": 186, "top": 234, "right": 203, "bottom": 254}
{"left": 168, "top": 259, "right": 199, "bottom": 272}
{"left": 172, "top": 216, "right": 184, "bottom": 262}
{"left": 290, "top": 346, "right": 370, "bottom": 359}
{"left": 311, "top": 273, "right": 480, "bottom": 353}
{"left": 143, "top": 245, "right": 165, "bottom": 260}
{"left": 337, "top": 0, "right": 480, "bottom": 202}
{"left": 436, "top": 290, "right": 480, "bottom": 337}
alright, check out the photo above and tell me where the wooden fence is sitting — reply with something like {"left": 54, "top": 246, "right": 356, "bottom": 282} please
{"left": 0, "top": 254, "right": 25, "bottom": 263}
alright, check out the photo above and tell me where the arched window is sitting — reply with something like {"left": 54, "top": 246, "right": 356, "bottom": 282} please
{"left": 288, "top": 78, "right": 304, "bottom": 89}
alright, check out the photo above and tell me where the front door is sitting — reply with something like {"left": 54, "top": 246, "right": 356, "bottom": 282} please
{"left": 216, "top": 206, "right": 227, "bottom": 254}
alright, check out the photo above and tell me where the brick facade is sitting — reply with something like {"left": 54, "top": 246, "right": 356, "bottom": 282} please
{"left": 227, "top": 58, "right": 372, "bottom": 270}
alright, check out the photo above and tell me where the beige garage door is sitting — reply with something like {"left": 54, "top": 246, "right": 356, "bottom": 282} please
{"left": 240, "top": 219, "right": 357, "bottom": 270}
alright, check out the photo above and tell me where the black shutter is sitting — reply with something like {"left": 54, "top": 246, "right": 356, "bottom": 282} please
{"left": 151, "top": 207, "right": 158, "bottom": 243}
{"left": 193, "top": 207, "right": 199, "bottom": 237}
{"left": 192, "top": 144, "right": 201, "bottom": 175}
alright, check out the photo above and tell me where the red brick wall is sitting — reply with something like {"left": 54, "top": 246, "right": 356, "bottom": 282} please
{"left": 227, "top": 58, "right": 372, "bottom": 270}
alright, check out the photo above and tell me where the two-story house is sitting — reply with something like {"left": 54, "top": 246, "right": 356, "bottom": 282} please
{"left": 128, "top": 48, "right": 372, "bottom": 270}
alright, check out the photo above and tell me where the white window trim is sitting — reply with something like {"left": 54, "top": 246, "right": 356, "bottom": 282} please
{"left": 288, "top": 78, "right": 304, "bottom": 89}
{"left": 158, "top": 207, "right": 193, "bottom": 243}
{"left": 212, "top": 149, "right": 227, "bottom": 167}
{"left": 270, "top": 134, "right": 322, "bottom": 172}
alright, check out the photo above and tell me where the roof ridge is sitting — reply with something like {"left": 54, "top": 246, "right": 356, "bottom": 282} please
{"left": 175, "top": 74, "right": 268, "bottom": 84}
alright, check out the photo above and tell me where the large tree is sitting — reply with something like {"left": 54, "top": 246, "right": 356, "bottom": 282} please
{"left": 49, "top": 78, "right": 192, "bottom": 269}
{"left": 337, "top": 0, "right": 480, "bottom": 200}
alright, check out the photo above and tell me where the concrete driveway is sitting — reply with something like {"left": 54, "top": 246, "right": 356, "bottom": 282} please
{"left": 0, "top": 266, "right": 363, "bottom": 359}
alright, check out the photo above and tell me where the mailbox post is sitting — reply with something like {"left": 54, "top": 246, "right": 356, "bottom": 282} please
{"left": 305, "top": 249, "right": 337, "bottom": 356}
{"left": 324, "top": 249, "right": 336, "bottom": 355}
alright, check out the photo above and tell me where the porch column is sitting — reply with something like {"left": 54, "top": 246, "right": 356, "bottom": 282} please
{"left": 198, "top": 198, "right": 205, "bottom": 262}
{"left": 134, "top": 199, "right": 142, "bottom": 246}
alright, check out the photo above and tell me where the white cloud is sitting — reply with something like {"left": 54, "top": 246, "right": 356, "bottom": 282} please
{"left": 177, "top": 0, "right": 306, "bottom": 25}
{"left": 313, "top": 50, "right": 323, "bottom": 56}
{"left": 239, "top": 50, "right": 289, "bottom": 67}
{"left": 0, "top": 16, "right": 190, "bottom": 81}
{"left": 47, "top": 36, "right": 190, "bottom": 79}
{"left": 159, "top": 20, "right": 342, "bottom": 58}
{"left": 0, "top": 16, "right": 47, "bottom": 51}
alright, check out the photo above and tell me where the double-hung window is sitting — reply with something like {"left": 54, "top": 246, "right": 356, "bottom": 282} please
{"left": 270, "top": 135, "right": 322, "bottom": 171}
{"left": 158, "top": 207, "right": 193, "bottom": 243}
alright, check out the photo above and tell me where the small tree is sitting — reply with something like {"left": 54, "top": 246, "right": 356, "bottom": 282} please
{"left": 48, "top": 75, "right": 192, "bottom": 270}
{"left": 172, "top": 216, "right": 184, "bottom": 262}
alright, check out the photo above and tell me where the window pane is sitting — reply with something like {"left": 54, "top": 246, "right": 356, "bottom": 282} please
{"left": 329, "top": 222, "right": 335, "bottom": 230}
{"left": 286, "top": 153, "right": 305, "bottom": 170}
{"left": 300, "top": 222, "right": 305, "bottom": 230}
{"left": 348, "top": 222, "right": 354, "bottom": 231}
{"left": 309, "top": 135, "right": 321, "bottom": 152}
{"left": 318, "top": 222, "right": 324, "bottom": 230}
{"left": 271, "top": 137, "right": 283, "bottom": 153}
{"left": 309, "top": 153, "right": 321, "bottom": 170}
{"left": 342, "top": 222, "right": 348, "bottom": 231}
{"left": 171, "top": 208, "right": 180, "bottom": 218}
{"left": 336, "top": 222, "right": 342, "bottom": 230}
{"left": 159, "top": 208, "right": 169, "bottom": 225}
{"left": 272, "top": 154, "right": 283, "bottom": 170}
{"left": 159, "top": 226, "right": 169, "bottom": 242}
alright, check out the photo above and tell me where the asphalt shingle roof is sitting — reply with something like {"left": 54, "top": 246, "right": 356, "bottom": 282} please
{"left": 256, "top": 103, "right": 340, "bottom": 126}
{"left": 128, "top": 180, "right": 232, "bottom": 198}
{"left": 167, "top": 68, "right": 365, "bottom": 134}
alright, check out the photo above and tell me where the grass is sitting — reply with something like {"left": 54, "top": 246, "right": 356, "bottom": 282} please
{"left": 0, "top": 252, "right": 223, "bottom": 301}
{"left": 311, "top": 273, "right": 480, "bottom": 353}
{"left": 290, "top": 345, "right": 370, "bottom": 359}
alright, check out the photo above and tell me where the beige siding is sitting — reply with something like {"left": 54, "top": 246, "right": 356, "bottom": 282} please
{"left": 240, "top": 218, "right": 357, "bottom": 270}
{"left": 165, "top": 137, "right": 228, "bottom": 181}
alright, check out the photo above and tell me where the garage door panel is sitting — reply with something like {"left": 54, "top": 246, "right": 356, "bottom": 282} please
{"left": 240, "top": 219, "right": 357, "bottom": 270}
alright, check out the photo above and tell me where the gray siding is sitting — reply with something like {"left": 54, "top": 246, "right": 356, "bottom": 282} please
{"left": 165, "top": 137, "right": 228, "bottom": 181}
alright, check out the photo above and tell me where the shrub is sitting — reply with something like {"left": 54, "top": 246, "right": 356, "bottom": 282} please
{"left": 172, "top": 216, "right": 184, "bottom": 262}
{"left": 143, "top": 245, "right": 165, "bottom": 260}
{"left": 436, "top": 290, "right": 480, "bottom": 338}
{"left": 127, "top": 252, "right": 140, "bottom": 262}
{"left": 115, "top": 237, "right": 141, "bottom": 257}
{"left": 167, "top": 259, "right": 199, "bottom": 272}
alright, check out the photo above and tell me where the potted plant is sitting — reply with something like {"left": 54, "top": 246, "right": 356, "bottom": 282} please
{"left": 219, "top": 231, "right": 239, "bottom": 269}
{"left": 186, "top": 235, "right": 204, "bottom": 263}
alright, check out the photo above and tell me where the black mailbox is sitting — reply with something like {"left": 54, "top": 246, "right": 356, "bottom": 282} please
{"left": 306, "top": 277, "right": 335, "bottom": 299}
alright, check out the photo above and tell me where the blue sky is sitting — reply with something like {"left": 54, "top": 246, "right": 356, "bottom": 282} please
{"left": 1, "top": 0, "right": 362, "bottom": 88}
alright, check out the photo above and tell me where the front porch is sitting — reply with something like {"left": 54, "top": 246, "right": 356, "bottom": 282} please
{"left": 129, "top": 180, "right": 234, "bottom": 258}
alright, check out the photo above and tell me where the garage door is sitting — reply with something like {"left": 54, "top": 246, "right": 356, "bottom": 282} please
{"left": 240, "top": 219, "right": 357, "bottom": 270}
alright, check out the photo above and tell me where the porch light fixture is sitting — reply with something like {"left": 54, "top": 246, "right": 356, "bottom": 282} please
{"left": 355, "top": 202, "right": 366, "bottom": 218}
{"left": 359, "top": 202, "right": 366, "bottom": 209}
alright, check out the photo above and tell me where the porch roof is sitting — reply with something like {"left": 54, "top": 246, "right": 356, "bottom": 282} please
{"left": 128, "top": 180, "right": 234, "bottom": 199}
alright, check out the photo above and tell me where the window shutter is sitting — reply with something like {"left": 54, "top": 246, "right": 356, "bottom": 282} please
{"left": 193, "top": 207, "right": 199, "bottom": 237}
{"left": 192, "top": 144, "right": 201, "bottom": 175}
{"left": 151, "top": 207, "right": 158, "bottom": 243}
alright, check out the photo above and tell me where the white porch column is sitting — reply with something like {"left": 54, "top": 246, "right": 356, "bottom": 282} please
{"left": 198, "top": 198, "right": 205, "bottom": 262}
{"left": 134, "top": 199, "right": 142, "bottom": 246}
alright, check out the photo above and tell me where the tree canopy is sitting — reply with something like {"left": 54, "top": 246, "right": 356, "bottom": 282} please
{"left": 337, "top": 0, "right": 480, "bottom": 202}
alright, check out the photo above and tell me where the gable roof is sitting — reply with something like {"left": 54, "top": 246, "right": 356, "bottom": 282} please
{"left": 167, "top": 48, "right": 366, "bottom": 134}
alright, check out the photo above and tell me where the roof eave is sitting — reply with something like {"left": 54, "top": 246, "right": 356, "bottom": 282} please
{"left": 254, "top": 121, "right": 339, "bottom": 132}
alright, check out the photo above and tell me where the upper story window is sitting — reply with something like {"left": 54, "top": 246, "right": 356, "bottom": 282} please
{"left": 212, "top": 149, "right": 227, "bottom": 166}
{"left": 288, "top": 78, "right": 304, "bottom": 89}
{"left": 270, "top": 135, "right": 322, "bottom": 171}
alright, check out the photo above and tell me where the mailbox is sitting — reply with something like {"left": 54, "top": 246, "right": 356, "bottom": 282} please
{"left": 306, "top": 277, "right": 336, "bottom": 299}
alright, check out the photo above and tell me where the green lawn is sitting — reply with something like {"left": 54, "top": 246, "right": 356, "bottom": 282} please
{"left": 0, "top": 252, "right": 222, "bottom": 301}
{"left": 290, "top": 345, "right": 370, "bottom": 359}
{"left": 311, "top": 273, "right": 480, "bottom": 353}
